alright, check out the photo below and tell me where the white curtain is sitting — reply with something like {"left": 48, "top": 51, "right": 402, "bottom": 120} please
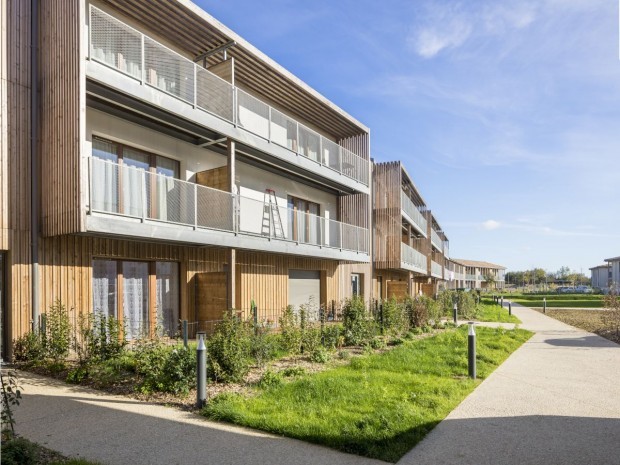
{"left": 156, "top": 262, "right": 179, "bottom": 337}
{"left": 122, "top": 165, "right": 145, "bottom": 218}
{"left": 123, "top": 262, "right": 148, "bottom": 339}
{"left": 92, "top": 259, "right": 117, "bottom": 318}
{"left": 92, "top": 139, "right": 119, "bottom": 213}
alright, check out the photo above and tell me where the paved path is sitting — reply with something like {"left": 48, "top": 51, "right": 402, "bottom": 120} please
{"left": 11, "top": 371, "right": 385, "bottom": 465}
{"left": 398, "top": 303, "right": 620, "bottom": 465}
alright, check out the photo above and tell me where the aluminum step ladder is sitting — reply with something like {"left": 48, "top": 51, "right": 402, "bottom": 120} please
{"left": 262, "top": 189, "right": 285, "bottom": 238}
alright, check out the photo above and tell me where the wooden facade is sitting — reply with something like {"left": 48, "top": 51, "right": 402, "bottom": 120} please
{"left": 373, "top": 161, "right": 403, "bottom": 270}
{"left": 39, "top": 0, "right": 83, "bottom": 237}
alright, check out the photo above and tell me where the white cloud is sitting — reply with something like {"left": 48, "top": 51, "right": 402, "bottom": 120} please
{"left": 412, "top": 17, "right": 472, "bottom": 58}
{"left": 482, "top": 220, "right": 501, "bottom": 230}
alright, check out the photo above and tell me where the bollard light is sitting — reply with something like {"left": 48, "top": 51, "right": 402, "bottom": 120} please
{"left": 196, "top": 333, "right": 207, "bottom": 408}
{"left": 453, "top": 303, "right": 458, "bottom": 324}
{"left": 500, "top": 296, "right": 504, "bottom": 308}
{"left": 508, "top": 301, "right": 512, "bottom": 316}
{"left": 468, "top": 322, "right": 476, "bottom": 379}
{"left": 543, "top": 297, "right": 547, "bottom": 314}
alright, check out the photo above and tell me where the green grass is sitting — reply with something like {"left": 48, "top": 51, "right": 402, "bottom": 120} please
{"left": 475, "top": 301, "right": 521, "bottom": 323}
{"left": 510, "top": 299, "right": 603, "bottom": 308}
{"left": 203, "top": 326, "right": 532, "bottom": 462}
{"left": 504, "top": 294, "right": 603, "bottom": 302}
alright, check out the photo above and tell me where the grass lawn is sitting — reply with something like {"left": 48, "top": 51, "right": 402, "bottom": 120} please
{"left": 203, "top": 326, "right": 532, "bottom": 462}
{"left": 510, "top": 299, "right": 603, "bottom": 308}
{"left": 475, "top": 301, "right": 521, "bottom": 323}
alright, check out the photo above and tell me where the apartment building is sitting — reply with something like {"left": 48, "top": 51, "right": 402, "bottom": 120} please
{"left": 1, "top": 0, "right": 372, "bottom": 357}
{"left": 590, "top": 264, "right": 611, "bottom": 290}
{"left": 373, "top": 162, "right": 429, "bottom": 298}
{"left": 426, "top": 212, "right": 448, "bottom": 294}
{"left": 454, "top": 259, "right": 506, "bottom": 290}
{"left": 444, "top": 259, "right": 466, "bottom": 290}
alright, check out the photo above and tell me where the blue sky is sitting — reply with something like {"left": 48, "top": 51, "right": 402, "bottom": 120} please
{"left": 197, "top": 0, "right": 620, "bottom": 274}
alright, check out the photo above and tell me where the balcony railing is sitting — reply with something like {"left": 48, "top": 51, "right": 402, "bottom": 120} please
{"left": 89, "top": 6, "right": 369, "bottom": 186}
{"left": 466, "top": 274, "right": 477, "bottom": 281}
{"left": 443, "top": 242, "right": 449, "bottom": 258}
{"left": 88, "top": 157, "right": 369, "bottom": 254}
{"left": 431, "top": 260, "right": 443, "bottom": 278}
{"left": 431, "top": 229, "right": 442, "bottom": 251}
{"left": 401, "top": 243, "right": 427, "bottom": 273}
{"left": 400, "top": 191, "right": 427, "bottom": 236}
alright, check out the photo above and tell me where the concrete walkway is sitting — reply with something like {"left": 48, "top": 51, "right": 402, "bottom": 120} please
{"left": 398, "top": 303, "right": 620, "bottom": 465}
{"left": 11, "top": 370, "right": 385, "bottom": 465}
{"left": 10, "top": 304, "right": 620, "bottom": 465}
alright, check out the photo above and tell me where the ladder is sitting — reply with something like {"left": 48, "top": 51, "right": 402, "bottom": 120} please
{"left": 262, "top": 189, "right": 285, "bottom": 238}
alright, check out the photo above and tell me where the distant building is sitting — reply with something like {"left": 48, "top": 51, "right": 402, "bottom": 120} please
{"left": 605, "top": 256, "right": 620, "bottom": 291}
{"left": 590, "top": 264, "right": 611, "bottom": 290}
{"left": 452, "top": 259, "right": 506, "bottom": 290}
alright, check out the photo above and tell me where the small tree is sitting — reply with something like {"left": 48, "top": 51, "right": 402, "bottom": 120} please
{"left": 484, "top": 275, "right": 496, "bottom": 289}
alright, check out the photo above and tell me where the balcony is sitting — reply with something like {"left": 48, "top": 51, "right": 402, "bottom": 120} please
{"left": 400, "top": 191, "right": 427, "bottom": 237}
{"left": 443, "top": 242, "right": 449, "bottom": 258}
{"left": 431, "top": 229, "right": 443, "bottom": 251}
{"left": 431, "top": 260, "right": 443, "bottom": 279}
{"left": 87, "top": 7, "right": 369, "bottom": 189}
{"left": 400, "top": 243, "right": 427, "bottom": 275}
{"left": 86, "top": 157, "right": 369, "bottom": 261}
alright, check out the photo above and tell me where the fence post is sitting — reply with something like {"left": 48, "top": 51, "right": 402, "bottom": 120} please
{"left": 196, "top": 334, "right": 207, "bottom": 408}
{"left": 500, "top": 295, "right": 504, "bottom": 308}
{"left": 182, "top": 320, "right": 188, "bottom": 348}
{"left": 331, "top": 300, "right": 335, "bottom": 320}
{"left": 252, "top": 302, "right": 258, "bottom": 334}
{"left": 508, "top": 302, "right": 512, "bottom": 316}
{"left": 379, "top": 302, "right": 384, "bottom": 335}
{"left": 320, "top": 306, "right": 325, "bottom": 345}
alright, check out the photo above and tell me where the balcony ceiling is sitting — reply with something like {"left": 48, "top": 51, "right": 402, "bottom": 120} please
{"left": 101, "top": 0, "right": 368, "bottom": 140}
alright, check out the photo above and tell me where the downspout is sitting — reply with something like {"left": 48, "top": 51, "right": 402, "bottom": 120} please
{"left": 30, "top": 0, "right": 39, "bottom": 331}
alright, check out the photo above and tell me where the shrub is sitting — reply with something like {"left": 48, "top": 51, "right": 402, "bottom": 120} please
{"left": 1, "top": 438, "right": 38, "bottom": 465}
{"left": 337, "top": 350, "right": 350, "bottom": 360}
{"left": 457, "top": 291, "right": 477, "bottom": 319}
{"left": 134, "top": 342, "right": 196, "bottom": 394}
{"left": 281, "top": 366, "right": 306, "bottom": 377}
{"left": 310, "top": 346, "right": 331, "bottom": 363}
{"left": 208, "top": 311, "right": 252, "bottom": 383}
{"left": 250, "top": 326, "right": 278, "bottom": 369}
{"left": 45, "top": 300, "right": 72, "bottom": 362}
{"left": 12, "top": 332, "right": 45, "bottom": 363}
{"left": 407, "top": 296, "right": 430, "bottom": 328}
{"left": 382, "top": 298, "right": 408, "bottom": 336}
{"left": 437, "top": 290, "right": 456, "bottom": 317}
{"left": 342, "top": 296, "right": 375, "bottom": 345}
{"left": 322, "top": 324, "right": 343, "bottom": 349}
{"left": 279, "top": 306, "right": 302, "bottom": 355}
{"left": 74, "top": 313, "right": 126, "bottom": 365}
{"left": 1, "top": 370, "right": 21, "bottom": 437}
{"left": 259, "top": 369, "right": 283, "bottom": 388}
{"left": 369, "top": 336, "right": 387, "bottom": 350}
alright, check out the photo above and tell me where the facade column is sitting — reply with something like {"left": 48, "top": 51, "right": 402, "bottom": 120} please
{"left": 227, "top": 138, "right": 236, "bottom": 310}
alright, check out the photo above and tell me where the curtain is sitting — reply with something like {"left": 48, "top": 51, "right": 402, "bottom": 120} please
{"left": 92, "top": 139, "right": 119, "bottom": 213}
{"left": 156, "top": 262, "right": 179, "bottom": 337}
{"left": 308, "top": 203, "right": 319, "bottom": 245}
{"left": 123, "top": 262, "right": 148, "bottom": 339}
{"left": 92, "top": 259, "right": 117, "bottom": 318}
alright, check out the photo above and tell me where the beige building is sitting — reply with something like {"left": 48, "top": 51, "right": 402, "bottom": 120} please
{"left": 1, "top": 0, "right": 372, "bottom": 357}
{"left": 452, "top": 259, "right": 506, "bottom": 290}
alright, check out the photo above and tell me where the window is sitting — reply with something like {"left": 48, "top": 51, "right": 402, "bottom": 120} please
{"left": 287, "top": 196, "right": 321, "bottom": 244}
{"left": 92, "top": 259, "right": 180, "bottom": 339}
{"left": 91, "top": 137, "right": 180, "bottom": 221}
{"left": 351, "top": 273, "right": 363, "bottom": 297}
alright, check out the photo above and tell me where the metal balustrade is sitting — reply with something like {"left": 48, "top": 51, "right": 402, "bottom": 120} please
{"left": 466, "top": 274, "right": 477, "bottom": 281}
{"left": 88, "top": 157, "right": 368, "bottom": 254}
{"left": 401, "top": 243, "right": 427, "bottom": 273}
{"left": 443, "top": 242, "right": 449, "bottom": 258}
{"left": 431, "top": 260, "right": 443, "bottom": 278}
{"left": 400, "top": 191, "right": 427, "bottom": 236}
{"left": 431, "top": 229, "right": 443, "bottom": 251}
{"left": 89, "top": 6, "right": 369, "bottom": 186}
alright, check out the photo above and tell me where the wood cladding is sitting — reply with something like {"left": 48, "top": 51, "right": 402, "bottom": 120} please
{"left": 196, "top": 166, "right": 229, "bottom": 191}
{"left": 373, "top": 162, "right": 402, "bottom": 269}
{"left": 0, "top": 0, "right": 8, "bottom": 251}
{"left": 39, "top": 0, "right": 82, "bottom": 237}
